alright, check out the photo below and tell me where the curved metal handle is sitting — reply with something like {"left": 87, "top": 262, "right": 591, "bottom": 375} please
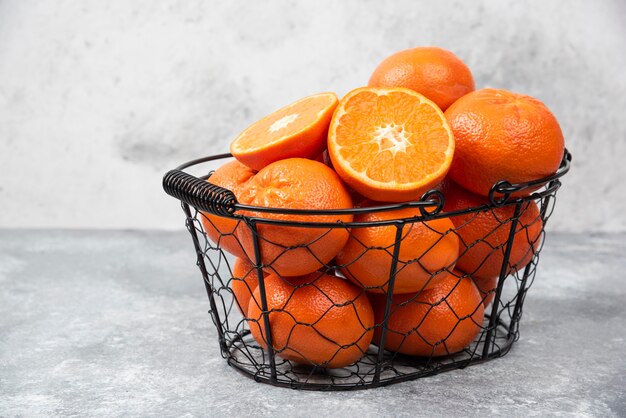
{"left": 163, "top": 169, "right": 237, "bottom": 216}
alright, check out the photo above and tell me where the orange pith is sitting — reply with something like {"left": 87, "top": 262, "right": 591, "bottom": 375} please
{"left": 328, "top": 87, "right": 454, "bottom": 202}
{"left": 230, "top": 92, "right": 339, "bottom": 171}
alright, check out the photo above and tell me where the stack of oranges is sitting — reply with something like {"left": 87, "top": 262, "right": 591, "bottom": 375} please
{"left": 199, "top": 46, "right": 565, "bottom": 368}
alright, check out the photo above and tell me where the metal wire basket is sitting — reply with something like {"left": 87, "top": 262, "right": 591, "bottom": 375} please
{"left": 163, "top": 149, "right": 571, "bottom": 390}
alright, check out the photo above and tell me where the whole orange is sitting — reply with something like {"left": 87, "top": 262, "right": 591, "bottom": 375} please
{"left": 336, "top": 208, "right": 459, "bottom": 294}
{"left": 200, "top": 160, "right": 256, "bottom": 258}
{"left": 247, "top": 272, "right": 374, "bottom": 368}
{"left": 236, "top": 158, "right": 353, "bottom": 277}
{"left": 442, "top": 180, "right": 543, "bottom": 281}
{"left": 372, "top": 273, "right": 484, "bottom": 357}
{"left": 445, "top": 88, "right": 565, "bottom": 196}
{"left": 368, "top": 46, "right": 475, "bottom": 111}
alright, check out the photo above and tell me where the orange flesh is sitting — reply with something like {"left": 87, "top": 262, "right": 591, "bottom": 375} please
{"left": 232, "top": 93, "right": 337, "bottom": 152}
{"left": 329, "top": 87, "right": 454, "bottom": 200}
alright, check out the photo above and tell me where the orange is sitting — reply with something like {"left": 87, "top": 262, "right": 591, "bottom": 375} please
{"left": 372, "top": 273, "right": 484, "bottom": 357}
{"left": 445, "top": 88, "right": 565, "bottom": 196}
{"left": 336, "top": 207, "right": 459, "bottom": 294}
{"left": 473, "top": 274, "right": 498, "bottom": 308}
{"left": 327, "top": 87, "right": 455, "bottom": 202}
{"left": 247, "top": 272, "right": 374, "bottom": 368}
{"left": 231, "top": 257, "right": 265, "bottom": 315}
{"left": 230, "top": 93, "right": 338, "bottom": 171}
{"left": 236, "top": 158, "right": 353, "bottom": 277}
{"left": 442, "top": 180, "right": 543, "bottom": 281}
{"left": 368, "top": 46, "right": 475, "bottom": 111}
{"left": 200, "top": 160, "right": 256, "bottom": 258}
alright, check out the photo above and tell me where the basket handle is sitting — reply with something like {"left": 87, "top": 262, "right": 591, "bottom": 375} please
{"left": 163, "top": 169, "right": 238, "bottom": 216}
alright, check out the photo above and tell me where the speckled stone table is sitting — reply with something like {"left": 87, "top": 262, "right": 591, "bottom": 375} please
{"left": 1, "top": 230, "right": 624, "bottom": 417}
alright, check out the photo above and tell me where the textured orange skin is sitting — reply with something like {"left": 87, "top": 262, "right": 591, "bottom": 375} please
{"left": 368, "top": 46, "right": 475, "bottom": 111}
{"left": 236, "top": 158, "right": 353, "bottom": 277}
{"left": 231, "top": 93, "right": 338, "bottom": 171}
{"left": 200, "top": 160, "right": 256, "bottom": 258}
{"left": 336, "top": 208, "right": 459, "bottom": 294}
{"left": 442, "top": 180, "right": 543, "bottom": 281}
{"left": 327, "top": 87, "right": 455, "bottom": 203}
{"left": 472, "top": 274, "right": 498, "bottom": 307}
{"left": 247, "top": 272, "right": 374, "bottom": 368}
{"left": 231, "top": 257, "right": 265, "bottom": 315}
{"left": 372, "top": 274, "right": 484, "bottom": 357}
{"left": 445, "top": 88, "right": 565, "bottom": 196}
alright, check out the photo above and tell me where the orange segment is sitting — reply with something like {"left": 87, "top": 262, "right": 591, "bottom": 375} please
{"left": 328, "top": 87, "right": 454, "bottom": 202}
{"left": 230, "top": 92, "right": 339, "bottom": 171}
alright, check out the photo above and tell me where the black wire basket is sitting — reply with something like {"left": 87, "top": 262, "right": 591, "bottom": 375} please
{"left": 163, "top": 149, "right": 571, "bottom": 391}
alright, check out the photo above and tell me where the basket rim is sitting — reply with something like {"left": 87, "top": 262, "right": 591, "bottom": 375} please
{"left": 167, "top": 149, "right": 571, "bottom": 222}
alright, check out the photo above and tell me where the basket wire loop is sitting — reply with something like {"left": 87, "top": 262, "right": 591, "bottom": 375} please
{"left": 372, "top": 222, "right": 404, "bottom": 384}
{"left": 418, "top": 189, "right": 445, "bottom": 217}
{"left": 488, "top": 180, "right": 514, "bottom": 207}
{"left": 488, "top": 149, "right": 571, "bottom": 207}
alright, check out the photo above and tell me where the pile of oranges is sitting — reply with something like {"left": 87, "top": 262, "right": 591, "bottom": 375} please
{"left": 200, "top": 46, "right": 565, "bottom": 368}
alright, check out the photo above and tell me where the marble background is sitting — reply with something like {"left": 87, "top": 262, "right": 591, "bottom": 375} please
{"left": 0, "top": 0, "right": 624, "bottom": 232}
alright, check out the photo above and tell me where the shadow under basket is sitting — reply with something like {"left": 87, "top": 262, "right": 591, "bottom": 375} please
{"left": 163, "top": 149, "right": 571, "bottom": 391}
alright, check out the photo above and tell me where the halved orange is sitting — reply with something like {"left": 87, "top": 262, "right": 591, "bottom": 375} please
{"left": 327, "top": 87, "right": 454, "bottom": 202}
{"left": 230, "top": 92, "right": 339, "bottom": 171}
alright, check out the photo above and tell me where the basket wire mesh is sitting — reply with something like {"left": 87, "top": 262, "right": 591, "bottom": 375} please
{"left": 163, "top": 149, "right": 571, "bottom": 390}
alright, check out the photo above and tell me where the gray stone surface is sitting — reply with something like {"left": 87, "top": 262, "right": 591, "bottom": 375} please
{"left": 0, "top": 230, "right": 624, "bottom": 417}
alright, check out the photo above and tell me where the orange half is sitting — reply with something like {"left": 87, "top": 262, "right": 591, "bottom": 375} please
{"left": 328, "top": 87, "right": 454, "bottom": 202}
{"left": 230, "top": 92, "right": 339, "bottom": 171}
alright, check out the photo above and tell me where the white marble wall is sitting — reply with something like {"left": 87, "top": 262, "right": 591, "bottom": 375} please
{"left": 1, "top": 0, "right": 624, "bottom": 232}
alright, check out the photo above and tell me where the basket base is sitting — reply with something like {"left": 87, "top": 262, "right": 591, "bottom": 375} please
{"left": 223, "top": 315, "right": 515, "bottom": 391}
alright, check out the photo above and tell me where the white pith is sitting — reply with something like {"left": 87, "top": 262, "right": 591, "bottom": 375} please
{"left": 372, "top": 123, "right": 409, "bottom": 156}
{"left": 269, "top": 113, "right": 299, "bottom": 133}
